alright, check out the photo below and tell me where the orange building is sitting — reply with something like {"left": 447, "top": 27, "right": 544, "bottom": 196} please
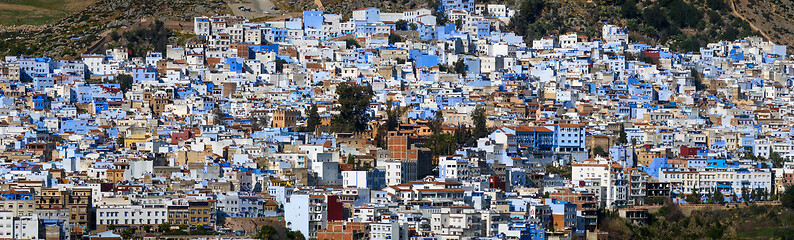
{"left": 316, "top": 221, "right": 369, "bottom": 240}
{"left": 550, "top": 188, "right": 598, "bottom": 231}
{"left": 387, "top": 131, "right": 419, "bottom": 160}
{"left": 272, "top": 110, "right": 299, "bottom": 128}
{"left": 386, "top": 131, "right": 433, "bottom": 177}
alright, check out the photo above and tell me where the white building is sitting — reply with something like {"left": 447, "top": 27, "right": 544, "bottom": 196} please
{"left": 342, "top": 170, "right": 386, "bottom": 190}
{"left": 96, "top": 203, "right": 168, "bottom": 227}
{"left": 0, "top": 211, "right": 12, "bottom": 239}
{"left": 660, "top": 168, "right": 773, "bottom": 197}
{"left": 194, "top": 17, "right": 211, "bottom": 36}
{"left": 285, "top": 194, "right": 330, "bottom": 239}
{"left": 383, "top": 160, "right": 417, "bottom": 186}
{"left": 438, "top": 156, "right": 471, "bottom": 181}
{"left": 602, "top": 25, "right": 628, "bottom": 44}
{"left": 572, "top": 157, "right": 628, "bottom": 207}
{"left": 14, "top": 215, "right": 38, "bottom": 240}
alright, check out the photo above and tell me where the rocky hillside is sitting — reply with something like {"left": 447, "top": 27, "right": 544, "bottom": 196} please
{"left": 733, "top": 0, "right": 794, "bottom": 48}
{"left": 0, "top": 0, "right": 227, "bottom": 58}
{"left": 505, "top": 0, "right": 764, "bottom": 52}
{"left": 285, "top": 0, "right": 790, "bottom": 52}
{"left": 2, "top": 0, "right": 793, "bottom": 58}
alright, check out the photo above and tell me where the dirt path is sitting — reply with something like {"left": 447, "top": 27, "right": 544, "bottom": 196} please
{"left": 314, "top": 0, "right": 324, "bottom": 11}
{"left": 728, "top": 0, "right": 774, "bottom": 43}
{"left": 252, "top": 0, "right": 276, "bottom": 12}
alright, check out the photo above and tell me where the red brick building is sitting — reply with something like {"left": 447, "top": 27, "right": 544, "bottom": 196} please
{"left": 316, "top": 221, "right": 369, "bottom": 240}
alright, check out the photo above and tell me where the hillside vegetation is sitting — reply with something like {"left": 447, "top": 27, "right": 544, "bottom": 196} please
{"left": 1, "top": 0, "right": 792, "bottom": 58}
{"left": 0, "top": 0, "right": 99, "bottom": 25}
{"left": 0, "top": 0, "right": 227, "bottom": 58}
{"left": 506, "top": 0, "right": 761, "bottom": 52}
{"left": 601, "top": 203, "right": 794, "bottom": 240}
{"left": 285, "top": 0, "right": 781, "bottom": 53}
{"left": 733, "top": 0, "right": 794, "bottom": 48}
{"left": 271, "top": 0, "right": 435, "bottom": 15}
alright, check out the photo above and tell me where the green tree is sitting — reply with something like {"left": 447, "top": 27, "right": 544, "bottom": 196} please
{"left": 361, "top": 161, "right": 372, "bottom": 170}
{"left": 781, "top": 185, "right": 794, "bottom": 209}
{"left": 546, "top": 163, "right": 572, "bottom": 177}
{"left": 508, "top": 0, "right": 545, "bottom": 39}
{"left": 426, "top": 133, "right": 456, "bottom": 159}
{"left": 707, "top": 0, "right": 725, "bottom": 10}
{"left": 287, "top": 230, "right": 306, "bottom": 240}
{"left": 705, "top": 223, "right": 725, "bottom": 239}
{"left": 680, "top": 37, "right": 702, "bottom": 53}
{"left": 118, "top": 20, "right": 171, "bottom": 57}
{"left": 115, "top": 74, "right": 134, "bottom": 92}
{"left": 453, "top": 58, "right": 466, "bottom": 76}
{"left": 643, "top": 5, "right": 669, "bottom": 29}
{"left": 690, "top": 68, "right": 707, "bottom": 91}
{"left": 591, "top": 146, "right": 608, "bottom": 158}
{"left": 375, "top": 125, "right": 388, "bottom": 148}
{"left": 771, "top": 152, "right": 785, "bottom": 168}
{"left": 345, "top": 38, "right": 361, "bottom": 49}
{"left": 142, "top": 225, "right": 152, "bottom": 232}
{"left": 190, "top": 226, "right": 212, "bottom": 235}
{"left": 332, "top": 83, "right": 373, "bottom": 133}
{"left": 471, "top": 105, "right": 488, "bottom": 140}
{"left": 257, "top": 225, "right": 278, "bottom": 240}
{"left": 120, "top": 227, "right": 135, "bottom": 239}
{"left": 686, "top": 190, "right": 700, "bottom": 204}
{"left": 395, "top": 20, "right": 408, "bottom": 31}
{"left": 384, "top": 101, "right": 406, "bottom": 131}
{"left": 756, "top": 188, "right": 765, "bottom": 201}
{"left": 303, "top": 104, "right": 321, "bottom": 132}
{"left": 708, "top": 10, "right": 722, "bottom": 25}
{"left": 388, "top": 34, "right": 403, "bottom": 45}
{"left": 347, "top": 154, "right": 356, "bottom": 165}
{"left": 158, "top": 222, "right": 171, "bottom": 232}
{"left": 713, "top": 189, "right": 725, "bottom": 204}
{"left": 454, "top": 124, "right": 472, "bottom": 147}
{"left": 666, "top": 0, "right": 700, "bottom": 28}
{"left": 429, "top": 110, "right": 444, "bottom": 134}
{"left": 750, "top": 188, "right": 757, "bottom": 201}
{"left": 620, "top": 0, "right": 639, "bottom": 18}
{"left": 617, "top": 125, "right": 628, "bottom": 144}
{"left": 429, "top": 0, "right": 447, "bottom": 25}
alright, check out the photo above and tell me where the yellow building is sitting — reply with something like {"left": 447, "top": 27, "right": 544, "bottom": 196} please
{"left": 123, "top": 134, "right": 150, "bottom": 149}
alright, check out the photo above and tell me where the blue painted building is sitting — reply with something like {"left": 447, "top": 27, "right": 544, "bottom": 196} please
{"left": 303, "top": 10, "right": 323, "bottom": 29}
{"left": 415, "top": 55, "right": 439, "bottom": 68}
